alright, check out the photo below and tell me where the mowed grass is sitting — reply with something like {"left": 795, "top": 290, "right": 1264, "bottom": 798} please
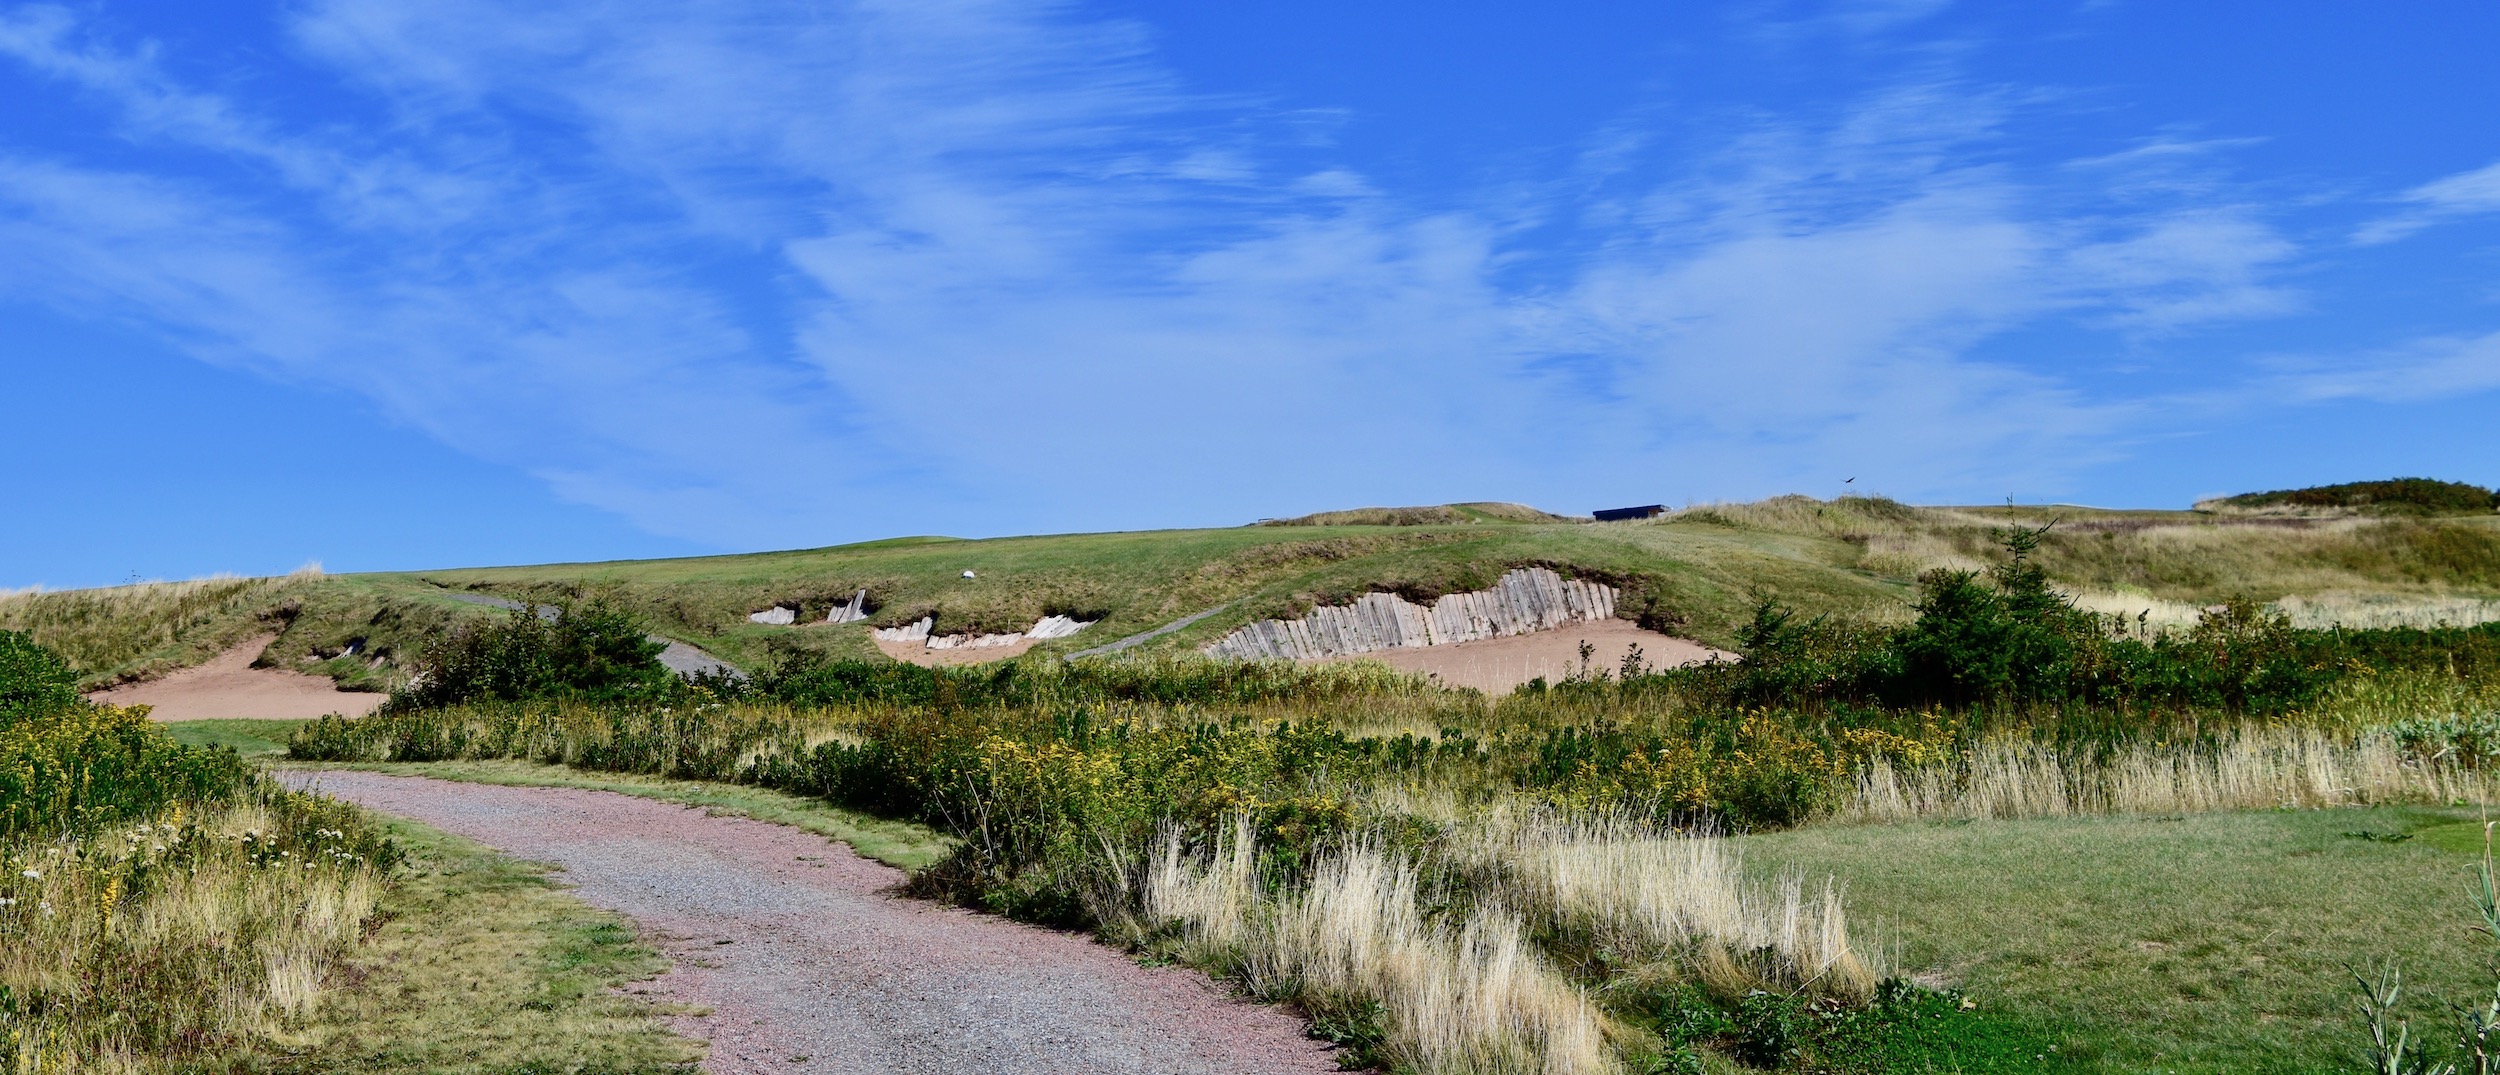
{"left": 281, "top": 816, "right": 701, "bottom": 1074}
{"left": 164, "top": 716, "right": 302, "bottom": 757}
{"left": 408, "top": 513, "right": 1910, "bottom": 661}
{"left": 1740, "top": 805, "right": 2497, "bottom": 1074}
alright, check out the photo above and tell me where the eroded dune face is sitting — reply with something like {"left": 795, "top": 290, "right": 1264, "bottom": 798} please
{"left": 87, "top": 635, "right": 384, "bottom": 721}
{"left": 1326, "top": 619, "right": 1731, "bottom": 695}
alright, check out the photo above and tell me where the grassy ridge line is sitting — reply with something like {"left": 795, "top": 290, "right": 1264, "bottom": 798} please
{"left": 20, "top": 497, "right": 2500, "bottom": 691}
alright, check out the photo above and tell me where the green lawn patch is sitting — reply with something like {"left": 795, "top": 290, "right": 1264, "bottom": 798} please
{"left": 162, "top": 716, "right": 305, "bottom": 757}
{"left": 277, "top": 816, "right": 701, "bottom": 1074}
{"left": 2417, "top": 817, "right": 2497, "bottom": 855}
{"left": 1742, "top": 805, "right": 2494, "bottom": 1074}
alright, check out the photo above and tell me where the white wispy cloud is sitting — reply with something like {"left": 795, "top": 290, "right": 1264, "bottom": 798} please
{"left": 0, "top": 0, "right": 2337, "bottom": 541}
{"left": 2355, "top": 160, "right": 2500, "bottom": 245}
{"left": 2257, "top": 330, "right": 2500, "bottom": 405}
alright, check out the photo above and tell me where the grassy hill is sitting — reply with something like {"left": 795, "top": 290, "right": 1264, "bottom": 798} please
{"left": 2200, "top": 477, "right": 2498, "bottom": 516}
{"left": 9, "top": 495, "right": 2500, "bottom": 689}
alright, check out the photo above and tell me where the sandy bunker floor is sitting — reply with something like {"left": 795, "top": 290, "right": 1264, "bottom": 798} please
{"left": 88, "top": 634, "right": 386, "bottom": 721}
{"left": 873, "top": 637, "right": 1038, "bottom": 667}
{"left": 1322, "top": 618, "right": 1732, "bottom": 694}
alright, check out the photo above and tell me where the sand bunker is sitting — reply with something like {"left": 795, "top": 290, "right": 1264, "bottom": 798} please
{"left": 873, "top": 614, "right": 1096, "bottom": 667}
{"left": 1204, "top": 567, "right": 1618, "bottom": 660}
{"left": 1324, "top": 618, "right": 1731, "bottom": 694}
{"left": 89, "top": 635, "right": 386, "bottom": 721}
{"left": 875, "top": 636, "right": 1041, "bottom": 666}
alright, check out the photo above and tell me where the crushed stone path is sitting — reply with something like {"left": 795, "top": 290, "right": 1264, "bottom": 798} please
{"left": 288, "top": 771, "right": 1338, "bottom": 1075}
{"left": 1067, "top": 604, "right": 1232, "bottom": 659}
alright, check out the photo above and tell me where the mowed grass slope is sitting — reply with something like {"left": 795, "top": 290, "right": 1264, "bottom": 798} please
{"left": 1742, "top": 805, "right": 2497, "bottom": 1074}
{"left": 12, "top": 496, "right": 2500, "bottom": 688}
{"left": 410, "top": 513, "right": 1909, "bottom": 666}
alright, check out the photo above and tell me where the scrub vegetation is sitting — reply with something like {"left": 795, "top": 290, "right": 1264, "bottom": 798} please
{"left": 0, "top": 630, "right": 390, "bottom": 1073}
{"left": 16, "top": 492, "right": 2500, "bottom": 694}
{"left": 2205, "top": 477, "right": 2499, "bottom": 517}
{"left": 0, "top": 630, "right": 696, "bottom": 1074}
{"left": 289, "top": 516, "right": 2500, "bottom": 1073}
{"left": 20, "top": 491, "right": 2500, "bottom": 1072}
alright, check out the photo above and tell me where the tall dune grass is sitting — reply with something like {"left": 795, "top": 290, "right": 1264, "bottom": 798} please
{"left": 0, "top": 575, "right": 299, "bottom": 688}
{"left": 1458, "top": 808, "right": 1877, "bottom": 1002}
{"left": 1, "top": 790, "right": 389, "bottom": 1074}
{"left": 1123, "top": 819, "right": 1620, "bottom": 1075}
{"left": 1109, "top": 805, "right": 1878, "bottom": 1075}
{"left": 1849, "top": 725, "right": 2498, "bottom": 822}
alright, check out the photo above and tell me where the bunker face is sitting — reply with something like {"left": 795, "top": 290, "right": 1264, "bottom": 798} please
{"left": 88, "top": 634, "right": 386, "bottom": 721}
{"left": 824, "top": 589, "right": 870, "bottom": 624}
{"left": 1328, "top": 619, "right": 1731, "bottom": 694}
{"left": 1204, "top": 566, "right": 1618, "bottom": 660}
{"left": 1205, "top": 567, "right": 1730, "bottom": 694}
{"left": 874, "top": 614, "right": 1100, "bottom": 666}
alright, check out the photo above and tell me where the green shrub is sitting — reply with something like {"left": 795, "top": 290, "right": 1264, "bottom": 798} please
{"left": 2219, "top": 477, "right": 2497, "bottom": 515}
{"left": 386, "top": 601, "right": 673, "bottom": 711}
{"left": 755, "top": 652, "right": 1421, "bottom": 711}
{"left": 0, "top": 630, "right": 82, "bottom": 725}
{"left": 0, "top": 631, "right": 251, "bottom": 840}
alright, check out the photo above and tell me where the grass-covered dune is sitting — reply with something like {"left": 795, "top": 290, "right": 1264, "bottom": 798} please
{"left": 8, "top": 495, "right": 2500, "bottom": 690}
{"left": 19, "top": 491, "right": 2500, "bottom": 1073}
{"left": 2201, "top": 477, "right": 2499, "bottom": 517}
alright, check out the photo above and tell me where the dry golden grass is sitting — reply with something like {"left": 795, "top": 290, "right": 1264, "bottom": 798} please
{"left": 1114, "top": 803, "right": 1880, "bottom": 1074}
{"left": 1849, "top": 725, "right": 2499, "bottom": 822}
{"left": 1, "top": 798, "right": 383, "bottom": 1073}
{"left": 1130, "top": 818, "right": 1619, "bottom": 1075}
{"left": 1458, "top": 808, "right": 1877, "bottom": 1002}
{"left": 0, "top": 575, "right": 303, "bottom": 688}
{"left": 1673, "top": 495, "right": 2500, "bottom": 619}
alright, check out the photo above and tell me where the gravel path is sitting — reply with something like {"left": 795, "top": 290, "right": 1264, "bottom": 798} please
{"left": 1066, "top": 604, "right": 1232, "bottom": 659}
{"left": 289, "top": 771, "right": 1338, "bottom": 1075}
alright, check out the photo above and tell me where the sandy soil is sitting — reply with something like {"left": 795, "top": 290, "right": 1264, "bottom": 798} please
{"left": 88, "top": 634, "right": 385, "bottom": 721}
{"left": 1322, "top": 619, "right": 1733, "bottom": 694}
{"left": 873, "top": 637, "right": 1037, "bottom": 666}
{"left": 288, "top": 771, "right": 1339, "bottom": 1075}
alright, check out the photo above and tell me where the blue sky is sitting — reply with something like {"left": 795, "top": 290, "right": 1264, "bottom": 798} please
{"left": 5, "top": 1, "right": 2498, "bottom": 587}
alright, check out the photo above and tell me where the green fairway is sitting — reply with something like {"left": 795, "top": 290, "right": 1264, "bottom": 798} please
{"left": 1742, "top": 805, "right": 2496, "bottom": 1074}
{"left": 161, "top": 716, "right": 304, "bottom": 756}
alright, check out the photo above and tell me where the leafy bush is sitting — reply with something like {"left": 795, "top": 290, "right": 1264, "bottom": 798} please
{"left": 1, "top": 702, "right": 251, "bottom": 842}
{"left": 387, "top": 601, "right": 673, "bottom": 711}
{"left": 2218, "top": 477, "right": 2497, "bottom": 515}
{"left": 0, "top": 630, "right": 251, "bottom": 841}
{"left": 0, "top": 630, "right": 81, "bottom": 725}
{"left": 755, "top": 651, "right": 1422, "bottom": 710}
{"left": 1667, "top": 528, "right": 2366, "bottom": 716}
{"left": 0, "top": 631, "right": 394, "bottom": 1072}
